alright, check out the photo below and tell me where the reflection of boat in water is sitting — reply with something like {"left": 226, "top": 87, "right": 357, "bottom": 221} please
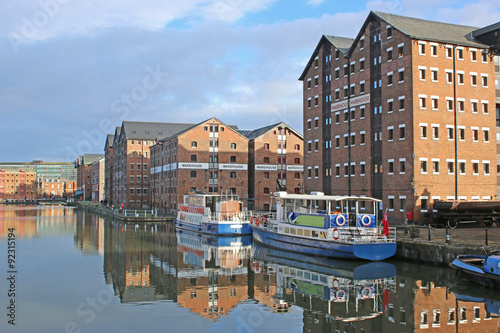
{"left": 175, "top": 193, "right": 252, "bottom": 235}
{"left": 251, "top": 243, "right": 396, "bottom": 320}
{"left": 176, "top": 229, "right": 252, "bottom": 271}
{"left": 450, "top": 283, "right": 500, "bottom": 317}
{"left": 251, "top": 192, "right": 396, "bottom": 261}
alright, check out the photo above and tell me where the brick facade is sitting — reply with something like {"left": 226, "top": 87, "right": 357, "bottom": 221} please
{"left": 300, "top": 11, "right": 498, "bottom": 224}
{"left": 0, "top": 168, "right": 37, "bottom": 200}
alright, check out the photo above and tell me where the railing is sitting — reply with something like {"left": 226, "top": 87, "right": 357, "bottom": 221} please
{"left": 397, "top": 224, "right": 500, "bottom": 247}
{"left": 208, "top": 210, "right": 254, "bottom": 223}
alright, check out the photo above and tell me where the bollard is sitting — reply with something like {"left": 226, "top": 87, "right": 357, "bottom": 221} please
{"left": 485, "top": 227, "right": 489, "bottom": 246}
{"left": 428, "top": 225, "right": 431, "bottom": 241}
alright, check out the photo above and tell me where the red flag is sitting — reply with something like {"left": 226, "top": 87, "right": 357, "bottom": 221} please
{"left": 382, "top": 210, "right": 389, "bottom": 237}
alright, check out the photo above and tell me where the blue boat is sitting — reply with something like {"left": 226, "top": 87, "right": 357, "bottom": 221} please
{"left": 250, "top": 192, "right": 396, "bottom": 261}
{"left": 450, "top": 251, "right": 500, "bottom": 289}
{"left": 175, "top": 193, "right": 252, "bottom": 235}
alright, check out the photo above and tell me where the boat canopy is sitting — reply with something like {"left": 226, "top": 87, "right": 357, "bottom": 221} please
{"left": 273, "top": 192, "right": 381, "bottom": 203}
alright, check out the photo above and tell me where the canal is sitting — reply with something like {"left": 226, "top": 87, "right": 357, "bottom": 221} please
{"left": 0, "top": 205, "right": 499, "bottom": 332}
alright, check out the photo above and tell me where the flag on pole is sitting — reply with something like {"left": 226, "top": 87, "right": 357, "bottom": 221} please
{"left": 382, "top": 209, "right": 389, "bottom": 237}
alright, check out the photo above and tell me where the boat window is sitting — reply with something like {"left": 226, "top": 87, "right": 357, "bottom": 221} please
{"left": 304, "top": 272, "right": 311, "bottom": 280}
{"left": 290, "top": 228, "right": 296, "bottom": 235}
{"left": 320, "top": 231, "right": 327, "bottom": 239}
{"left": 304, "top": 229, "right": 311, "bottom": 237}
{"left": 312, "top": 230, "right": 318, "bottom": 238}
{"left": 284, "top": 227, "right": 289, "bottom": 234}
{"left": 297, "top": 271, "right": 303, "bottom": 277}
{"left": 320, "top": 276, "right": 327, "bottom": 283}
{"left": 297, "top": 229, "right": 303, "bottom": 236}
{"left": 311, "top": 274, "right": 319, "bottom": 281}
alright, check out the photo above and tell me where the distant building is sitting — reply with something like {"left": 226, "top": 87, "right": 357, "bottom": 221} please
{"left": 91, "top": 158, "right": 105, "bottom": 202}
{"left": 0, "top": 167, "right": 37, "bottom": 200}
{"left": 0, "top": 161, "right": 77, "bottom": 199}
{"left": 75, "top": 154, "right": 104, "bottom": 201}
{"left": 112, "top": 121, "right": 194, "bottom": 209}
{"left": 300, "top": 11, "right": 499, "bottom": 223}
{"left": 104, "top": 129, "right": 118, "bottom": 205}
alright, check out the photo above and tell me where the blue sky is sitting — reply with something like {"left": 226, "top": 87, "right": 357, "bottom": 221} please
{"left": 1, "top": 0, "right": 498, "bottom": 162}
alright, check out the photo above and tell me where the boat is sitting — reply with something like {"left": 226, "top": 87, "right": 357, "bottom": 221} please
{"left": 450, "top": 251, "right": 500, "bottom": 288}
{"left": 250, "top": 192, "right": 396, "bottom": 261}
{"left": 175, "top": 192, "right": 252, "bottom": 235}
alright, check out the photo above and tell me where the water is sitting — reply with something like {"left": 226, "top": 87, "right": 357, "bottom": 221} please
{"left": 1, "top": 205, "right": 499, "bottom": 333}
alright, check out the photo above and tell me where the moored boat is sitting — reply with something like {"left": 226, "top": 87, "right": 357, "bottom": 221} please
{"left": 450, "top": 251, "right": 500, "bottom": 288}
{"left": 250, "top": 192, "right": 396, "bottom": 261}
{"left": 175, "top": 193, "right": 252, "bottom": 235}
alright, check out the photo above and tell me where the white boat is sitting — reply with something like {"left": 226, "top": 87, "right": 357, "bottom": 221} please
{"left": 250, "top": 192, "right": 396, "bottom": 261}
{"left": 175, "top": 193, "right": 252, "bottom": 235}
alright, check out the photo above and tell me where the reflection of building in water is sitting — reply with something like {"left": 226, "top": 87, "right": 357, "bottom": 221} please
{"left": 175, "top": 231, "right": 251, "bottom": 320}
{"left": 0, "top": 206, "right": 76, "bottom": 239}
{"left": 414, "top": 281, "right": 499, "bottom": 332}
{"left": 104, "top": 221, "right": 177, "bottom": 303}
{"left": 74, "top": 211, "right": 105, "bottom": 255}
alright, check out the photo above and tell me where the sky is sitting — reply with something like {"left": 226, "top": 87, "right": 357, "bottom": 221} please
{"left": 1, "top": 0, "right": 499, "bottom": 162}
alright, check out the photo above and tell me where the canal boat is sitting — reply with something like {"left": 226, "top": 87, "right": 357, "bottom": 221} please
{"left": 450, "top": 251, "right": 500, "bottom": 288}
{"left": 175, "top": 192, "right": 252, "bottom": 235}
{"left": 250, "top": 192, "right": 396, "bottom": 261}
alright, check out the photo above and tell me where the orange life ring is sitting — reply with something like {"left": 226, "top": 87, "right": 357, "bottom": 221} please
{"left": 255, "top": 262, "right": 260, "bottom": 271}
{"left": 260, "top": 215, "right": 268, "bottom": 222}
{"left": 256, "top": 220, "right": 260, "bottom": 226}
{"left": 250, "top": 216, "right": 254, "bottom": 224}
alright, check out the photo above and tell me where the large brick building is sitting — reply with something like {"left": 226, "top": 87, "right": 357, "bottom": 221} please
{"left": 150, "top": 118, "right": 249, "bottom": 214}
{"left": 244, "top": 122, "right": 304, "bottom": 210}
{"left": 0, "top": 167, "right": 37, "bottom": 200}
{"left": 112, "top": 121, "right": 193, "bottom": 209}
{"left": 149, "top": 118, "right": 304, "bottom": 214}
{"left": 91, "top": 157, "right": 105, "bottom": 202}
{"left": 300, "top": 11, "right": 498, "bottom": 223}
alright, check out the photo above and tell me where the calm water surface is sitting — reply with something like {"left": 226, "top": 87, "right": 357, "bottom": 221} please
{"left": 1, "top": 206, "right": 499, "bottom": 333}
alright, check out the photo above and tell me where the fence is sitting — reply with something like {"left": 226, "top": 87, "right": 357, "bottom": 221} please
{"left": 397, "top": 224, "right": 500, "bottom": 247}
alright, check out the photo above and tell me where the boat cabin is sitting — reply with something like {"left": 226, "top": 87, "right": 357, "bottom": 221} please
{"left": 183, "top": 193, "right": 243, "bottom": 216}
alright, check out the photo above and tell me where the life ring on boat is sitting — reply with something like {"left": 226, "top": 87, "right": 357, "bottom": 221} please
{"left": 362, "top": 287, "right": 372, "bottom": 298}
{"left": 361, "top": 215, "right": 372, "bottom": 227}
{"left": 250, "top": 216, "right": 254, "bottom": 225}
{"left": 335, "top": 214, "right": 347, "bottom": 227}
{"left": 332, "top": 278, "right": 339, "bottom": 291}
{"left": 336, "top": 290, "right": 346, "bottom": 300}
{"left": 333, "top": 228, "right": 339, "bottom": 240}
{"left": 260, "top": 215, "right": 268, "bottom": 222}
{"left": 255, "top": 262, "right": 260, "bottom": 271}
{"left": 256, "top": 220, "right": 260, "bottom": 226}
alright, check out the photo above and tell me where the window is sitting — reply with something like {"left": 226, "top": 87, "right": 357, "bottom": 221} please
{"left": 350, "top": 62, "right": 355, "bottom": 73}
{"left": 399, "top": 125, "right": 405, "bottom": 140}
{"left": 294, "top": 173, "right": 300, "bottom": 180}
{"left": 458, "top": 127, "right": 465, "bottom": 141}
{"left": 315, "top": 167, "right": 319, "bottom": 178}
{"left": 471, "top": 100, "right": 478, "bottom": 113}
{"left": 360, "top": 81, "right": 365, "bottom": 93}
{"left": 263, "top": 157, "right": 269, "bottom": 164}
{"left": 432, "top": 125, "right": 439, "bottom": 139}
{"left": 483, "top": 129, "right": 489, "bottom": 142}
{"left": 263, "top": 143, "right": 270, "bottom": 150}
{"left": 431, "top": 69, "right": 438, "bottom": 81}
{"left": 420, "top": 159, "right": 428, "bottom": 173}
{"left": 471, "top": 73, "right": 477, "bottom": 86}
{"left": 398, "top": 69, "right": 404, "bottom": 82}
{"left": 419, "top": 96, "right": 426, "bottom": 109}
{"left": 388, "top": 160, "right": 394, "bottom": 174}
{"left": 419, "top": 67, "right": 426, "bottom": 80}
{"left": 190, "top": 171, "right": 197, "bottom": 178}
{"left": 484, "top": 162, "right": 490, "bottom": 175}
{"left": 387, "top": 73, "right": 393, "bottom": 85}
{"left": 447, "top": 160, "right": 454, "bottom": 174}
{"left": 307, "top": 78, "right": 311, "bottom": 89}
{"left": 191, "top": 154, "right": 197, "bottom": 162}
{"left": 360, "top": 163, "right": 365, "bottom": 175}
{"left": 335, "top": 136, "right": 340, "bottom": 148}
{"left": 457, "top": 72, "right": 464, "bottom": 84}
{"left": 418, "top": 42, "right": 426, "bottom": 55}
{"left": 430, "top": 44, "right": 437, "bottom": 56}
{"left": 360, "top": 132, "right": 365, "bottom": 144}
{"left": 387, "top": 26, "right": 392, "bottom": 37}
{"left": 472, "top": 161, "right": 479, "bottom": 175}
{"left": 335, "top": 67, "right": 340, "bottom": 79}
{"left": 421, "top": 124, "right": 427, "bottom": 138}
{"left": 447, "top": 126, "right": 454, "bottom": 140}
{"left": 314, "top": 141, "right": 319, "bottom": 151}
{"left": 398, "top": 44, "right": 404, "bottom": 57}
{"left": 230, "top": 172, "right": 236, "bottom": 179}
{"left": 431, "top": 97, "right": 438, "bottom": 110}
{"left": 130, "top": 176, "right": 134, "bottom": 183}
{"left": 400, "top": 196, "right": 406, "bottom": 212}
{"left": 481, "top": 74, "right": 488, "bottom": 87}
{"left": 446, "top": 98, "right": 453, "bottom": 111}
{"left": 230, "top": 143, "right": 236, "bottom": 149}
{"left": 458, "top": 100, "right": 465, "bottom": 112}
{"left": 446, "top": 70, "right": 453, "bottom": 83}
{"left": 433, "top": 160, "right": 439, "bottom": 174}
{"left": 457, "top": 48, "right": 463, "bottom": 59}
{"left": 191, "top": 141, "right": 197, "bottom": 148}
{"left": 263, "top": 187, "right": 270, "bottom": 194}
{"left": 360, "top": 59, "right": 365, "bottom": 70}
{"left": 130, "top": 164, "right": 134, "bottom": 170}
{"left": 294, "top": 144, "right": 300, "bottom": 151}
{"left": 482, "top": 101, "right": 489, "bottom": 114}
{"left": 388, "top": 127, "right": 394, "bottom": 141}
{"left": 360, "top": 38, "right": 364, "bottom": 49}
{"left": 399, "top": 97, "right": 405, "bottom": 111}
{"left": 472, "top": 128, "right": 479, "bottom": 142}
{"left": 471, "top": 49, "right": 477, "bottom": 61}
{"left": 387, "top": 48, "right": 393, "bottom": 61}
{"left": 459, "top": 161, "right": 466, "bottom": 174}
{"left": 263, "top": 172, "right": 269, "bottom": 179}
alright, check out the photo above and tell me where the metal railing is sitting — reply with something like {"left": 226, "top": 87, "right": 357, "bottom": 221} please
{"left": 208, "top": 210, "right": 253, "bottom": 223}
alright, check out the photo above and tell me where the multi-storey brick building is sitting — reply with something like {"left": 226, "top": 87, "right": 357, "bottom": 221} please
{"left": 112, "top": 121, "right": 193, "bottom": 209}
{"left": 91, "top": 157, "right": 105, "bottom": 202}
{"left": 75, "top": 154, "right": 104, "bottom": 201}
{"left": 150, "top": 118, "right": 249, "bottom": 214}
{"left": 0, "top": 167, "right": 37, "bottom": 200}
{"left": 244, "top": 122, "right": 304, "bottom": 210}
{"left": 300, "top": 11, "right": 498, "bottom": 223}
{"left": 104, "top": 130, "right": 118, "bottom": 205}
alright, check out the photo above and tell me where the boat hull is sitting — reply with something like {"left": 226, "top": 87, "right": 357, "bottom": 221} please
{"left": 450, "top": 255, "right": 500, "bottom": 289}
{"left": 175, "top": 218, "right": 252, "bottom": 236}
{"left": 251, "top": 227, "right": 396, "bottom": 261}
